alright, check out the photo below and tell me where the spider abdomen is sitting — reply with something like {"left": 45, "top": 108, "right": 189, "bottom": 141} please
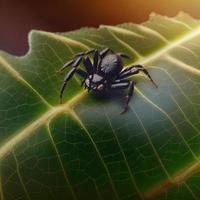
{"left": 100, "top": 54, "right": 123, "bottom": 77}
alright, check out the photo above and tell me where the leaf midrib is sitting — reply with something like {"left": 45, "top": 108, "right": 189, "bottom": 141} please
{"left": 0, "top": 90, "right": 87, "bottom": 159}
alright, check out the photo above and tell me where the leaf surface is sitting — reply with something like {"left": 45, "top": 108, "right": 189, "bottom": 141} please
{"left": 1, "top": 12, "right": 200, "bottom": 200}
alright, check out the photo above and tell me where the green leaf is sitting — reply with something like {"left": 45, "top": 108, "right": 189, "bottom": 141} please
{"left": 1, "top": 12, "right": 200, "bottom": 200}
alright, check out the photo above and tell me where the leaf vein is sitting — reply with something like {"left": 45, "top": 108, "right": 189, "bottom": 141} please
{"left": 130, "top": 106, "right": 171, "bottom": 179}
{"left": 13, "top": 150, "right": 31, "bottom": 200}
{"left": 165, "top": 55, "right": 200, "bottom": 76}
{"left": 69, "top": 110, "right": 120, "bottom": 200}
{"left": 135, "top": 88, "right": 198, "bottom": 160}
{"left": 46, "top": 123, "right": 77, "bottom": 200}
{"left": 0, "top": 56, "right": 52, "bottom": 108}
{"left": 104, "top": 110, "right": 144, "bottom": 200}
{"left": 104, "top": 27, "right": 143, "bottom": 59}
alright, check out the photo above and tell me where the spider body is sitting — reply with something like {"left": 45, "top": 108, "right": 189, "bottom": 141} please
{"left": 100, "top": 54, "right": 123, "bottom": 76}
{"left": 84, "top": 53, "right": 123, "bottom": 92}
{"left": 58, "top": 48, "right": 157, "bottom": 114}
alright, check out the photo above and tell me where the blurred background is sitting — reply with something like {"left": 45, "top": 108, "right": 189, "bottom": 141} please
{"left": 1, "top": 0, "right": 200, "bottom": 55}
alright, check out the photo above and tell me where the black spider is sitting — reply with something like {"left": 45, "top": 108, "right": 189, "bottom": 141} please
{"left": 58, "top": 48, "right": 157, "bottom": 114}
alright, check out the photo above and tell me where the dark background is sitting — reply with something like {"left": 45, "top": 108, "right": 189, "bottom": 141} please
{"left": 1, "top": 0, "right": 200, "bottom": 55}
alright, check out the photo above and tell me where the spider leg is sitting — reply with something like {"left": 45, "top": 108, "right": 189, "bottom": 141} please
{"left": 60, "top": 68, "right": 77, "bottom": 104}
{"left": 110, "top": 80, "right": 130, "bottom": 89}
{"left": 58, "top": 48, "right": 98, "bottom": 72}
{"left": 80, "top": 49, "right": 100, "bottom": 72}
{"left": 85, "top": 48, "right": 96, "bottom": 54}
{"left": 118, "top": 65, "right": 157, "bottom": 87}
{"left": 76, "top": 68, "right": 88, "bottom": 79}
{"left": 59, "top": 48, "right": 100, "bottom": 74}
{"left": 74, "top": 52, "right": 85, "bottom": 57}
{"left": 83, "top": 56, "right": 94, "bottom": 74}
{"left": 57, "top": 59, "right": 75, "bottom": 73}
{"left": 117, "top": 53, "right": 130, "bottom": 59}
{"left": 93, "top": 49, "right": 99, "bottom": 71}
{"left": 74, "top": 48, "right": 96, "bottom": 58}
{"left": 76, "top": 69, "right": 88, "bottom": 89}
{"left": 121, "top": 81, "right": 134, "bottom": 114}
{"left": 72, "top": 56, "right": 83, "bottom": 68}
{"left": 110, "top": 80, "right": 135, "bottom": 114}
{"left": 57, "top": 56, "right": 82, "bottom": 73}
{"left": 100, "top": 48, "right": 114, "bottom": 58}
{"left": 59, "top": 58, "right": 84, "bottom": 104}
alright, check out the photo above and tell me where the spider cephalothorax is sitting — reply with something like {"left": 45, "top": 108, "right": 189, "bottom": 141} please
{"left": 58, "top": 48, "right": 157, "bottom": 114}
